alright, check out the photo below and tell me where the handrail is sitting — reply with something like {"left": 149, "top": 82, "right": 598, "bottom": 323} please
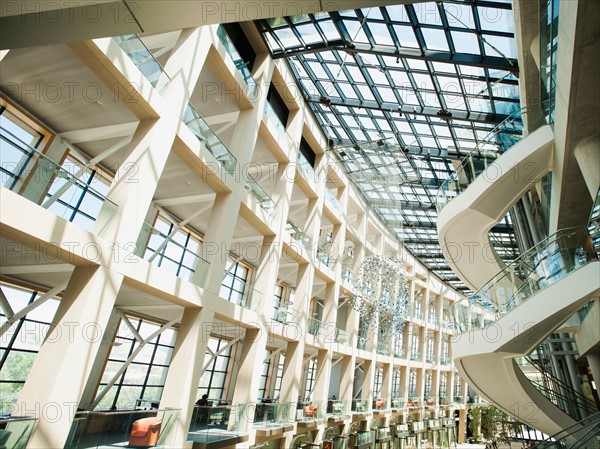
{"left": 436, "top": 105, "right": 536, "bottom": 212}
{"left": 451, "top": 226, "right": 597, "bottom": 333}
{"left": 531, "top": 412, "right": 600, "bottom": 448}
{"left": 524, "top": 354, "right": 599, "bottom": 417}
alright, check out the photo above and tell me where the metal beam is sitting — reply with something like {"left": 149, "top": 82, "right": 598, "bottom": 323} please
{"left": 305, "top": 94, "right": 511, "bottom": 125}
{"left": 274, "top": 41, "right": 519, "bottom": 74}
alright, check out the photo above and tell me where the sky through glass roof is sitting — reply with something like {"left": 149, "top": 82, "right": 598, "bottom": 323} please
{"left": 256, "top": 0, "right": 521, "bottom": 292}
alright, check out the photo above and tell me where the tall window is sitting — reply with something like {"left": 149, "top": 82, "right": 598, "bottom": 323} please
{"left": 439, "top": 373, "right": 447, "bottom": 398}
{"left": 408, "top": 370, "right": 417, "bottom": 397}
{"left": 411, "top": 334, "right": 420, "bottom": 359}
{"left": 144, "top": 215, "right": 204, "bottom": 281}
{"left": 395, "top": 332, "right": 404, "bottom": 357}
{"left": 373, "top": 368, "right": 383, "bottom": 397}
{"left": 198, "top": 338, "right": 232, "bottom": 401}
{"left": 454, "top": 375, "right": 462, "bottom": 398}
{"left": 442, "top": 340, "right": 449, "bottom": 361}
{"left": 273, "top": 284, "right": 285, "bottom": 321}
{"left": 414, "top": 300, "right": 421, "bottom": 320}
{"left": 424, "top": 372, "right": 432, "bottom": 398}
{"left": 428, "top": 303, "right": 436, "bottom": 323}
{"left": 426, "top": 338, "right": 434, "bottom": 361}
{"left": 98, "top": 317, "right": 177, "bottom": 409}
{"left": 258, "top": 351, "right": 272, "bottom": 400}
{"left": 273, "top": 354, "right": 285, "bottom": 399}
{"left": 303, "top": 359, "right": 317, "bottom": 400}
{"left": 220, "top": 259, "right": 251, "bottom": 304}
{"left": 0, "top": 283, "right": 59, "bottom": 404}
{"left": 392, "top": 370, "right": 401, "bottom": 398}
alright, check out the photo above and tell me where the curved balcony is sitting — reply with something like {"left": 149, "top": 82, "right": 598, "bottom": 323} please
{"left": 437, "top": 104, "right": 600, "bottom": 437}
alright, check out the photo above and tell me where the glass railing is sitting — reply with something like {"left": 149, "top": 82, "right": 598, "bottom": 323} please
{"left": 189, "top": 403, "right": 250, "bottom": 443}
{"left": 436, "top": 106, "right": 533, "bottom": 212}
{"left": 408, "top": 398, "right": 422, "bottom": 409}
{"left": 245, "top": 174, "right": 276, "bottom": 215}
{"left": 316, "top": 248, "right": 337, "bottom": 269}
{"left": 253, "top": 402, "right": 295, "bottom": 428}
{"left": 530, "top": 412, "right": 600, "bottom": 449}
{"left": 286, "top": 220, "right": 312, "bottom": 251}
{"left": 376, "top": 341, "right": 391, "bottom": 356}
{"left": 410, "top": 351, "right": 422, "bottom": 362}
{"left": 0, "top": 416, "right": 36, "bottom": 449}
{"left": 326, "top": 400, "right": 350, "bottom": 416}
{"left": 307, "top": 317, "right": 323, "bottom": 337}
{"left": 424, "top": 396, "right": 437, "bottom": 407}
{"left": 391, "top": 398, "right": 406, "bottom": 410}
{"left": 219, "top": 277, "right": 262, "bottom": 312}
{"left": 351, "top": 399, "right": 370, "bottom": 413}
{"left": 272, "top": 304, "right": 301, "bottom": 325}
{"left": 342, "top": 267, "right": 353, "bottom": 284}
{"left": 182, "top": 103, "right": 237, "bottom": 175}
{"left": 588, "top": 187, "right": 600, "bottom": 254}
{"left": 325, "top": 189, "right": 342, "bottom": 214}
{"left": 140, "top": 222, "right": 210, "bottom": 288}
{"left": 0, "top": 127, "right": 118, "bottom": 233}
{"left": 263, "top": 101, "right": 293, "bottom": 150}
{"left": 334, "top": 328, "right": 349, "bottom": 345}
{"left": 451, "top": 227, "right": 598, "bottom": 333}
{"left": 65, "top": 409, "right": 180, "bottom": 449}
{"left": 440, "top": 356, "right": 451, "bottom": 365}
{"left": 426, "top": 354, "right": 436, "bottom": 364}
{"left": 113, "top": 35, "right": 170, "bottom": 90}
{"left": 373, "top": 398, "right": 390, "bottom": 411}
{"left": 357, "top": 336, "right": 373, "bottom": 352}
{"left": 394, "top": 347, "right": 406, "bottom": 359}
{"left": 296, "top": 401, "right": 327, "bottom": 422}
{"left": 216, "top": 25, "right": 257, "bottom": 97}
{"left": 297, "top": 151, "right": 318, "bottom": 184}
{"left": 375, "top": 426, "right": 392, "bottom": 440}
{"left": 540, "top": 0, "right": 559, "bottom": 124}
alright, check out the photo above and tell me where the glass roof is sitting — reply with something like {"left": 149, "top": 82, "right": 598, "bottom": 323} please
{"left": 256, "top": 0, "right": 520, "bottom": 292}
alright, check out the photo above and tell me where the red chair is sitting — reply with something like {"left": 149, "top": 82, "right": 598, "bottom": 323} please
{"left": 129, "top": 417, "right": 162, "bottom": 447}
{"left": 304, "top": 405, "right": 318, "bottom": 418}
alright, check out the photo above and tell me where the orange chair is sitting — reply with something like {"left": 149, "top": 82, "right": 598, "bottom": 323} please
{"left": 375, "top": 400, "right": 384, "bottom": 409}
{"left": 304, "top": 405, "right": 318, "bottom": 418}
{"left": 129, "top": 417, "right": 162, "bottom": 447}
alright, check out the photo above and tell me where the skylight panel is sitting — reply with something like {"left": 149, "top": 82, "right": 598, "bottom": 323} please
{"left": 494, "top": 101, "right": 520, "bottom": 115}
{"left": 451, "top": 31, "right": 481, "bottom": 55}
{"left": 432, "top": 62, "right": 457, "bottom": 75}
{"left": 264, "top": 33, "right": 281, "bottom": 52}
{"left": 346, "top": 65, "right": 367, "bottom": 84}
{"left": 477, "top": 7, "right": 514, "bottom": 33}
{"left": 368, "top": 22, "right": 395, "bottom": 46}
{"left": 412, "top": 72, "right": 435, "bottom": 91}
{"left": 406, "top": 59, "right": 428, "bottom": 71}
{"left": 377, "top": 86, "right": 396, "bottom": 102}
{"left": 421, "top": 28, "right": 449, "bottom": 51}
{"left": 437, "top": 138, "right": 455, "bottom": 149}
{"left": 433, "top": 124, "right": 452, "bottom": 137}
{"left": 468, "top": 97, "right": 493, "bottom": 113}
{"left": 357, "top": 84, "right": 376, "bottom": 101}
{"left": 491, "top": 83, "right": 519, "bottom": 99}
{"left": 443, "top": 93, "right": 467, "bottom": 111}
{"left": 296, "top": 23, "right": 322, "bottom": 44}
{"left": 436, "top": 76, "right": 461, "bottom": 94}
{"left": 273, "top": 28, "right": 302, "bottom": 48}
{"left": 458, "top": 65, "right": 486, "bottom": 78}
{"left": 482, "top": 35, "right": 516, "bottom": 59}
{"left": 299, "top": 77, "right": 319, "bottom": 96}
{"left": 319, "top": 21, "right": 341, "bottom": 41}
{"left": 367, "top": 67, "right": 389, "bottom": 85}
{"left": 343, "top": 20, "right": 370, "bottom": 44}
{"left": 326, "top": 63, "right": 348, "bottom": 81}
{"left": 307, "top": 61, "right": 328, "bottom": 78}
{"left": 392, "top": 25, "right": 420, "bottom": 48}
{"left": 362, "top": 7, "right": 384, "bottom": 20}
{"left": 443, "top": 3, "right": 475, "bottom": 29}
{"left": 421, "top": 137, "right": 438, "bottom": 148}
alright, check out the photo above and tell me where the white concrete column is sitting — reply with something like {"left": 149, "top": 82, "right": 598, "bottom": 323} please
{"left": 159, "top": 307, "right": 215, "bottom": 448}
{"left": 78, "top": 309, "right": 121, "bottom": 409}
{"left": 201, "top": 192, "right": 241, "bottom": 295}
{"left": 574, "top": 137, "right": 600, "bottom": 198}
{"left": 361, "top": 359, "right": 375, "bottom": 403}
{"left": 380, "top": 363, "right": 393, "bottom": 403}
{"left": 313, "top": 349, "right": 333, "bottom": 402}
{"left": 18, "top": 266, "right": 123, "bottom": 449}
{"left": 95, "top": 117, "right": 179, "bottom": 244}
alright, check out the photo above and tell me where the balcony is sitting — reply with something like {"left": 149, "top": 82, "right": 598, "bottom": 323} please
{"left": 216, "top": 25, "right": 258, "bottom": 97}
{"left": 189, "top": 403, "right": 250, "bottom": 445}
{"left": 113, "top": 34, "right": 170, "bottom": 90}
{"left": 263, "top": 101, "right": 293, "bottom": 151}
{"left": 245, "top": 174, "right": 276, "bottom": 215}
{"left": 357, "top": 336, "right": 373, "bottom": 352}
{"left": 296, "top": 401, "right": 327, "bottom": 423}
{"left": 272, "top": 304, "right": 300, "bottom": 325}
{"left": 376, "top": 341, "right": 391, "bottom": 356}
{"left": 285, "top": 220, "right": 312, "bottom": 251}
{"left": 351, "top": 399, "right": 370, "bottom": 414}
{"left": 1, "top": 126, "right": 118, "bottom": 233}
{"left": 182, "top": 103, "right": 237, "bottom": 175}
{"left": 324, "top": 189, "right": 342, "bottom": 215}
{"left": 0, "top": 416, "right": 36, "bottom": 448}
{"left": 253, "top": 402, "right": 295, "bottom": 430}
{"left": 410, "top": 351, "right": 422, "bottom": 362}
{"left": 296, "top": 151, "right": 318, "bottom": 185}
{"left": 316, "top": 248, "right": 337, "bottom": 270}
{"left": 219, "top": 276, "right": 262, "bottom": 312}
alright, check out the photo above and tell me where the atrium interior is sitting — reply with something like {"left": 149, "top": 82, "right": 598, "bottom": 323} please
{"left": 0, "top": 0, "right": 598, "bottom": 448}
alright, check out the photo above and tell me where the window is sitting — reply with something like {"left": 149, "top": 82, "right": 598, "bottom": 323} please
{"left": 414, "top": 300, "right": 421, "bottom": 320}
{"left": 0, "top": 283, "right": 59, "bottom": 404}
{"left": 303, "top": 358, "right": 317, "bottom": 400}
{"left": 258, "top": 351, "right": 272, "bottom": 400}
{"left": 428, "top": 303, "right": 436, "bottom": 323}
{"left": 273, "top": 354, "right": 285, "bottom": 399}
{"left": 97, "top": 317, "right": 177, "bottom": 409}
{"left": 411, "top": 334, "right": 420, "bottom": 359}
{"left": 198, "top": 338, "right": 232, "bottom": 401}
{"left": 424, "top": 371, "right": 432, "bottom": 398}
{"left": 392, "top": 370, "right": 401, "bottom": 398}
{"left": 299, "top": 137, "right": 317, "bottom": 168}
{"left": 273, "top": 284, "right": 286, "bottom": 322}
{"left": 220, "top": 259, "right": 251, "bottom": 305}
{"left": 439, "top": 372, "right": 447, "bottom": 398}
{"left": 144, "top": 215, "right": 205, "bottom": 283}
{"left": 454, "top": 375, "right": 462, "bottom": 398}
{"left": 408, "top": 370, "right": 417, "bottom": 397}
{"left": 426, "top": 338, "right": 434, "bottom": 362}
{"left": 374, "top": 368, "right": 383, "bottom": 397}
{"left": 267, "top": 85, "right": 289, "bottom": 126}
{"left": 221, "top": 23, "right": 256, "bottom": 71}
